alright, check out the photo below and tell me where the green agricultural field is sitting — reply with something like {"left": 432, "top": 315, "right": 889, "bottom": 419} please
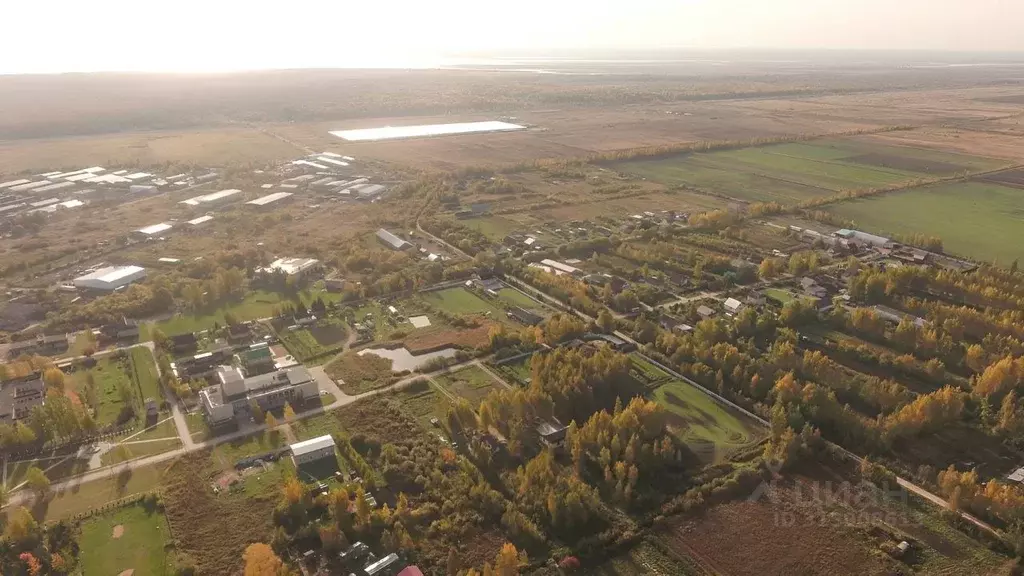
{"left": 434, "top": 365, "right": 503, "bottom": 404}
{"left": 422, "top": 287, "right": 504, "bottom": 317}
{"left": 615, "top": 139, "right": 1006, "bottom": 205}
{"left": 825, "top": 181, "right": 1024, "bottom": 264}
{"left": 461, "top": 215, "right": 522, "bottom": 240}
{"left": 647, "top": 367, "right": 766, "bottom": 464}
{"left": 78, "top": 504, "right": 175, "bottom": 576}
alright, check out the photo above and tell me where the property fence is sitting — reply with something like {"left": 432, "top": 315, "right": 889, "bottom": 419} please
{"left": 48, "top": 492, "right": 153, "bottom": 526}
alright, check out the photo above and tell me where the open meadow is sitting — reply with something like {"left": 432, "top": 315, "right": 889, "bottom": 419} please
{"left": 824, "top": 180, "right": 1024, "bottom": 264}
{"left": 78, "top": 503, "right": 175, "bottom": 576}
{"left": 614, "top": 138, "right": 1010, "bottom": 205}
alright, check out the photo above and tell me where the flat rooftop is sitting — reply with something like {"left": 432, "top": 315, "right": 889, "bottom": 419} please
{"left": 136, "top": 222, "right": 173, "bottom": 235}
{"left": 330, "top": 120, "right": 526, "bottom": 142}
{"left": 290, "top": 434, "right": 336, "bottom": 457}
{"left": 247, "top": 192, "right": 293, "bottom": 206}
{"left": 75, "top": 265, "right": 145, "bottom": 284}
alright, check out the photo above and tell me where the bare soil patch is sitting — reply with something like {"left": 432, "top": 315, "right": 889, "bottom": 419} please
{"left": 117, "top": 570, "right": 134, "bottom": 576}
{"left": 111, "top": 524, "right": 125, "bottom": 539}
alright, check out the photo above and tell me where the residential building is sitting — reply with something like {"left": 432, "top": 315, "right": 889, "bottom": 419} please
{"left": 169, "top": 333, "right": 199, "bottom": 355}
{"left": 376, "top": 228, "right": 412, "bottom": 251}
{"left": 539, "top": 259, "right": 581, "bottom": 277}
{"left": 171, "top": 347, "right": 234, "bottom": 381}
{"left": 289, "top": 434, "right": 336, "bottom": 466}
{"left": 507, "top": 306, "right": 543, "bottom": 326}
{"left": 263, "top": 257, "right": 320, "bottom": 278}
{"left": 226, "top": 323, "right": 254, "bottom": 344}
{"left": 363, "top": 553, "right": 404, "bottom": 576}
{"left": 100, "top": 317, "right": 139, "bottom": 341}
{"left": 723, "top": 298, "right": 744, "bottom": 315}
{"left": 537, "top": 421, "right": 568, "bottom": 447}
{"left": 5, "top": 334, "right": 68, "bottom": 359}
{"left": 0, "top": 373, "right": 45, "bottom": 424}
{"left": 73, "top": 265, "right": 146, "bottom": 291}
{"left": 240, "top": 343, "right": 275, "bottom": 375}
{"left": 200, "top": 366, "right": 319, "bottom": 425}
{"left": 697, "top": 305, "right": 716, "bottom": 319}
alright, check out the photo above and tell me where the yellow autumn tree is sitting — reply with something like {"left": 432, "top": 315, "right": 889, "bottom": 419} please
{"left": 243, "top": 543, "right": 287, "bottom": 576}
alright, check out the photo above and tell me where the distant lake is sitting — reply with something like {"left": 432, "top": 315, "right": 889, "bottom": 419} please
{"left": 358, "top": 346, "right": 457, "bottom": 372}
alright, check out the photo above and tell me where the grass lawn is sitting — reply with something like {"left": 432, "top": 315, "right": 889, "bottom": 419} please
{"left": 496, "top": 287, "right": 545, "bottom": 310}
{"left": 127, "top": 418, "right": 179, "bottom": 443}
{"left": 434, "top": 365, "right": 502, "bottom": 405}
{"left": 151, "top": 288, "right": 337, "bottom": 337}
{"left": 209, "top": 431, "right": 286, "bottom": 470}
{"left": 825, "top": 181, "right": 1024, "bottom": 264}
{"left": 649, "top": 376, "right": 766, "bottom": 464}
{"left": 422, "top": 287, "right": 504, "bottom": 317}
{"left": 40, "top": 462, "right": 167, "bottom": 523}
{"left": 130, "top": 346, "right": 162, "bottom": 403}
{"left": 764, "top": 287, "right": 797, "bottom": 304}
{"left": 185, "top": 412, "right": 209, "bottom": 442}
{"left": 394, "top": 381, "right": 451, "bottom": 430}
{"left": 78, "top": 504, "right": 174, "bottom": 576}
{"left": 325, "top": 352, "right": 397, "bottom": 394}
{"left": 293, "top": 412, "right": 348, "bottom": 442}
{"left": 71, "top": 354, "right": 134, "bottom": 427}
{"left": 461, "top": 215, "right": 522, "bottom": 240}
{"left": 493, "top": 355, "right": 533, "bottom": 386}
{"left": 101, "top": 438, "right": 182, "bottom": 467}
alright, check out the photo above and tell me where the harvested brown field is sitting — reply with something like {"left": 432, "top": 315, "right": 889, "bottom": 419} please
{"left": 664, "top": 462, "right": 1011, "bottom": 576}
{"left": 403, "top": 321, "right": 495, "bottom": 353}
{"left": 859, "top": 127, "right": 1024, "bottom": 163}
{"left": 666, "top": 499, "right": 897, "bottom": 576}
{"left": 162, "top": 453, "right": 279, "bottom": 576}
{"left": 845, "top": 152, "right": 965, "bottom": 174}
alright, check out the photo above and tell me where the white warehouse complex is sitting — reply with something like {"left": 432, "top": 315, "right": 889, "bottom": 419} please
{"left": 73, "top": 265, "right": 147, "bottom": 291}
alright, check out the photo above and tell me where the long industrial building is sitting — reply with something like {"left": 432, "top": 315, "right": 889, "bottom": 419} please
{"left": 73, "top": 265, "right": 147, "bottom": 291}
{"left": 246, "top": 192, "right": 293, "bottom": 207}
{"left": 180, "top": 188, "right": 243, "bottom": 207}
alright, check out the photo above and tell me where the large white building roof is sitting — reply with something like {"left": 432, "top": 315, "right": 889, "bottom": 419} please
{"left": 74, "top": 265, "right": 147, "bottom": 290}
{"left": 187, "top": 215, "right": 214, "bottom": 226}
{"left": 9, "top": 180, "right": 52, "bottom": 192}
{"left": 266, "top": 257, "right": 319, "bottom": 276}
{"left": 540, "top": 259, "right": 580, "bottom": 275}
{"left": 247, "top": 192, "right": 293, "bottom": 206}
{"left": 180, "top": 188, "right": 242, "bottom": 206}
{"left": 0, "top": 179, "right": 31, "bottom": 189}
{"left": 331, "top": 120, "right": 526, "bottom": 142}
{"left": 136, "top": 223, "right": 173, "bottom": 236}
{"left": 290, "top": 435, "right": 336, "bottom": 457}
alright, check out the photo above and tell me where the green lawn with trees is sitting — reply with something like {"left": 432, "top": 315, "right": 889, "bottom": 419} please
{"left": 78, "top": 503, "right": 176, "bottom": 576}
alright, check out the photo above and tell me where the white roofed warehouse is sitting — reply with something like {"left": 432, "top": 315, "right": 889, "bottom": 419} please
{"left": 74, "top": 265, "right": 146, "bottom": 291}
{"left": 264, "top": 257, "right": 320, "bottom": 278}
{"left": 290, "top": 434, "right": 337, "bottom": 466}
{"left": 133, "top": 222, "right": 173, "bottom": 239}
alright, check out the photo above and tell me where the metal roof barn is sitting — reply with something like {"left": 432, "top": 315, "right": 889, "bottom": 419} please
{"left": 0, "top": 179, "right": 31, "bottom": 189}
{"left": 187, "top": 215, "right": 214, "bottom": 226}
{"left": 9, "top": 181, "right": 52, "bottom": 192}
{"left": 136, "top": 223, "right": 173, "bottom": 236}
{"left": 289, "top": 434, "right": 336, "bottom": 458}
{"left": 73, "top": 265, "right": 146, "bottom": 291}
{"left": 246, "top": 192, "right": 293, "bottom": 206}
{"left": 331, "top": 120, "right": 526, "bottom": 142}
{"left": 180, "top": 188, "right": 242, "bottom": 206}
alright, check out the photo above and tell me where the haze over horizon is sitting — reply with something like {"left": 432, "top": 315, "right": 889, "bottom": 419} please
{"left": 4, "top": 0, "right": 1024, "bottom": 74}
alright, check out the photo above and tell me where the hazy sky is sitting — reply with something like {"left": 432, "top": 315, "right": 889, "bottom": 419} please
{"left": 3, "top": 0, "right": 1022, "bottom": 73}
